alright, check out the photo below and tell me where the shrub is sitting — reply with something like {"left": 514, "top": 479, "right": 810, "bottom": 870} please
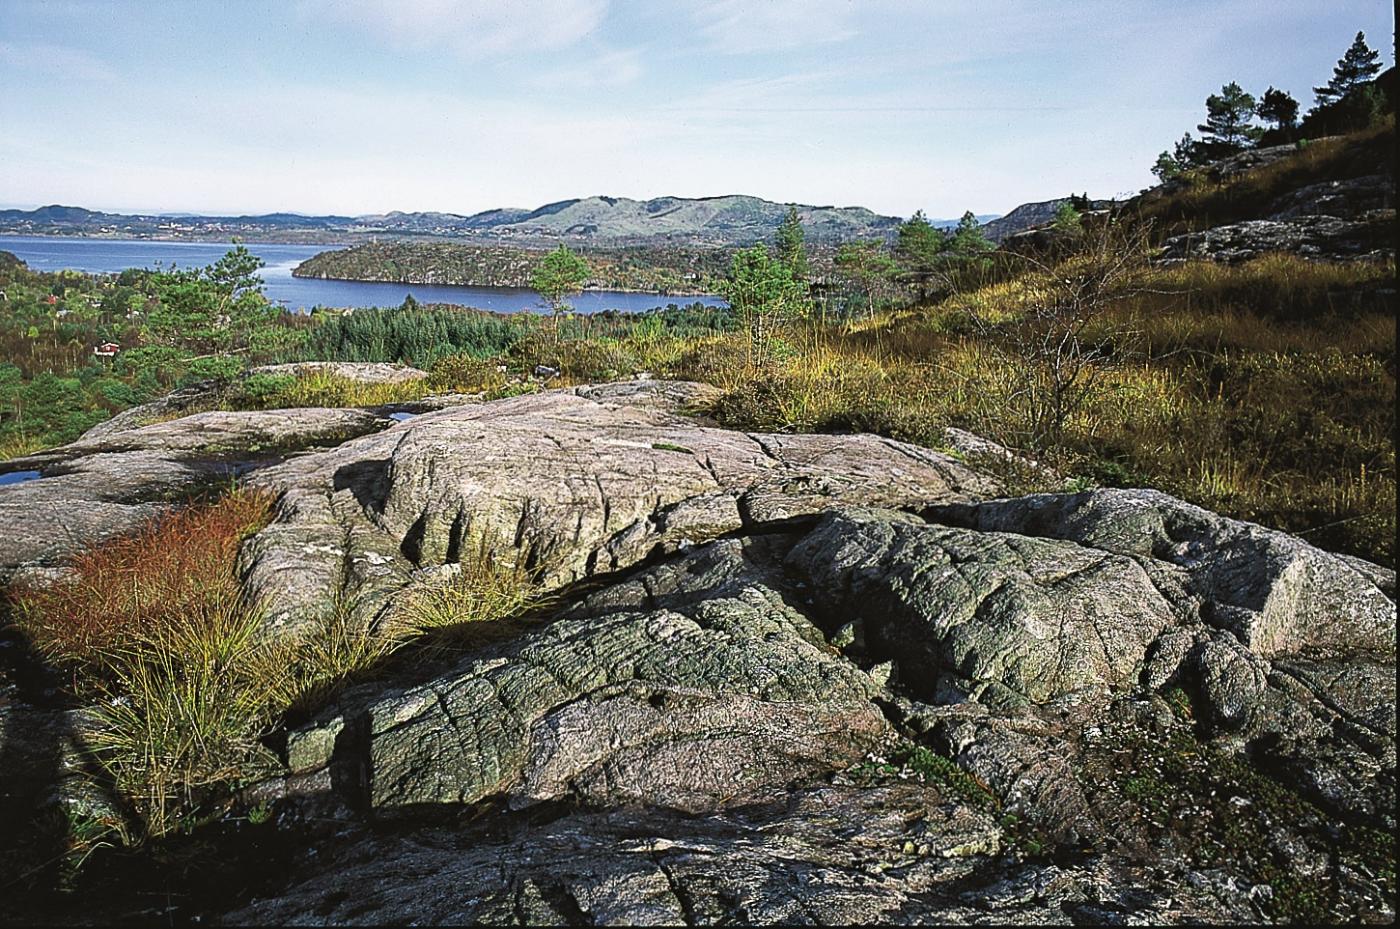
{"left": 427, "top": 353, "right": 508, "bottom": 393}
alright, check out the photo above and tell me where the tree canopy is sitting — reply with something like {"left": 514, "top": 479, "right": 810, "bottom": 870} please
{"left": 530, "top": 245, "right": 591, "bottom": 319}
{"left": 1313, "top": 31, "right": 1383, "bottom": 106}
{"left": 774, "top": 205, "right": 810, "bottom": 282}
{"left": 1256, "top": 87, "right": 1300, "bottom": 130}
{"left": 1197, "top": 82, "right": 1262, "bottom": 155}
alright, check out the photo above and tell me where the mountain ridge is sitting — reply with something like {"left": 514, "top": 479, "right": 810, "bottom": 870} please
{"left": 0, "top": 198, "right": 1000, "bottom": 246}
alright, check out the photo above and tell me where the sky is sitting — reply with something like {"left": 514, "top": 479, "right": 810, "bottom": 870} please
{"left": 0, "top": 0, "right": 1393, "bottom": 219}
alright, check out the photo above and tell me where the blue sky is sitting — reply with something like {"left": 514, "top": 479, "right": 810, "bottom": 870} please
{"left": 0, "top": 0, "right": 1392, "bottom": 218}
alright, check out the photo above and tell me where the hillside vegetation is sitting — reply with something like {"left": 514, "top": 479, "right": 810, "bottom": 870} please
{"left": 293, "top": 241, "right": 731, "bottom": 294}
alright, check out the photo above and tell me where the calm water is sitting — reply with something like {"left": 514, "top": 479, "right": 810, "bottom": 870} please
{"left": 0, "top": 235, "right": 726, "bottom": 314}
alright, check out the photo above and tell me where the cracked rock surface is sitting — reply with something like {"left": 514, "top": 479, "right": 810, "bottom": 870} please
{"left": 1, "top": 381, "right": 1393, "bottom": 924}
{"left": 238, "top": 381, "right": 997, "bottom": 634}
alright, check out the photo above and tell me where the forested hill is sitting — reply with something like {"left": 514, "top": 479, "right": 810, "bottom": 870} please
{"left": 292, "top": 242, "right": 733, "bottom": 293}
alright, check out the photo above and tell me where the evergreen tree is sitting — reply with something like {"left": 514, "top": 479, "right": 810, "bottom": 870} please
{"left": 1197, "top": 82, "right": 1262, "bottom": 155}
{"left": 1256, "top": 87, "right": 1300, "bottom": 130}
{"left": 949, "top": 211, "right": 994, "bottom": 256}
{"left": 722, "top": 245, "right": 806, "bottom": 366}
{"left": 1152, "top": 133, "right": 1202, "bottom": 182}
{"left": 774, "top": 205, "right": 810, "bottom": 282}
{"left": 893, "top": 210, "right": 947, "bottom": 300}
{"left": 1173, "top": 132, "right": 1202, "bottom": 166}
{"left": 1052, "top": 201, "right": 1083, "bottom": 235}
{"left": 530, "top": 245, "right": 591, "bottom": 341}
{"left": 1313, "top": 31, "right": 1382, "bottom": 106}
{"left": 833, "top": 240, "right": 897, "bottom": 320}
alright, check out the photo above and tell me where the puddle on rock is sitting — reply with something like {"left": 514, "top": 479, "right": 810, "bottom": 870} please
{"left": 0, "top": 470, "right": 42, "bottom": 487}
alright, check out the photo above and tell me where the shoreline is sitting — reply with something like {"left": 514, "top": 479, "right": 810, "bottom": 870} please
{"left": 289, "top": 268, "right": 718, "bottom": 298}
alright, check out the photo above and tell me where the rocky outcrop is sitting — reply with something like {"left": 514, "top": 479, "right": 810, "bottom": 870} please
{"left": 238, "top": 381, "right": 997, "bottom": 634}
{"left": 241, "top": 487, "right": 1393, "bottom": 924}
{"left": 271, "top": 540, "right": 888, "bottom": 813}
{"left": 1267, "top": 173, "right": 1395, "bottom": 220}
{"left": 1, "top": 381, "right": 1393, "bottom": 923}
{"left": 0, "top": 407, "right": 390, "bottom": 582}
{"left": 1157, "top": 211, "right": 1395, "bottom": 263}
{"left": 223, "top": 782, "right": 1261, "bottom": 926}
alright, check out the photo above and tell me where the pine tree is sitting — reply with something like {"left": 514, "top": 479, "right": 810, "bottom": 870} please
{"left": 774, "top": 205, "right": 809, "bottom": 282}
{"left": 833, "top": 240, "right": 897, "bottom": 320}
{"left": 1256, "top": 87, "right": 1300, "bottom": 130}
{"left": 950, "top": 211, "right": 994, "bottom": 256}
{"left": 530, "top": 245, "right": 591, "bottom": 341}
{"left": 1197, "top": 82, "right": 1262, "bottom": 155}
{"left": 1173, "top": 132, "right": 1202, "bottom": 166}
{"left": 1313, "top": 31, "right": 1382, "bottom": 106}
{"left": 893, "top": 211, "right": 947, "bottom": 301}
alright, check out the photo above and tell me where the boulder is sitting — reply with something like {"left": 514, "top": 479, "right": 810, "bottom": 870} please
{"left": 786, "top": 508, "right": 1178, "bottom": 704}
{"left": 925, "top": 489, "right": 1395, "bottom": 660}
{"left": 240, "top": 382, "right": 998, "bottom": 634}
{"left": 1157, "top": 212, "right": 1394, "bottom": 264}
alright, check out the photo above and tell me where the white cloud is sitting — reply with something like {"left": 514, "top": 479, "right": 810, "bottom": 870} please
{"left": 689, "top": 0, "right": 858, "bottom": 54}
{"left": 300, "top": 0, "right": 609, "bottom": 56}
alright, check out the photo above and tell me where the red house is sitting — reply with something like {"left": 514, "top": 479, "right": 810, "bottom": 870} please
{"left": 94, "top": 342, "right": 121, "bottom": 358}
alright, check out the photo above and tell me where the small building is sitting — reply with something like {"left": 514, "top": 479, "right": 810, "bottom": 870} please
{"left": 94, "top": 342, "right": 121, "bottom": 358}
{"left": 43, "top": 294, "right": 58, "bottom": 305}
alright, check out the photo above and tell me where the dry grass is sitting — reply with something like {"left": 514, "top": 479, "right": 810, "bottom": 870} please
{"left": 1134, "top": 119, "right": 1395, "bottom": 236}
{"left": 8, "top": 489, "right": 547, "bottom": 840}
{"left": 660, "top": 253, "right": 1394, "bottom": 566}
{"left": 10, "top": 489, "right": 279, "bottom": 835}
{"left": 227, "top": 370, "right": 432, "bottom": 410}
{"left": 396, "top": 539, "right": 540, "bottom": 634}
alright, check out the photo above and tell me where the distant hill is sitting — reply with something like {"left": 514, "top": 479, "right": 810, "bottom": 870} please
{"left": 475, "top": 195, "right": 902, "bottom": 244}
{"left": 978, "top": 199, "right": 1113, "bottom": 242}
{"left": 0, "top": 196, "right": 913, "bottom": 247}
{"left": 980, "top": 200, "right": 1074, "bottom": 242}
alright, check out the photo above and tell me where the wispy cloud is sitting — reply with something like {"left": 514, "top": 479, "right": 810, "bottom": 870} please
{"left": 0, "top": 40, "right": 114, "bottom": 82}
{"left": 300, "top": 0, "right": 609, "bottom": 57}
{"left": 528, "top": 47, "right": 643, "bottom": 89}
{"left": 689, "top": 0, "right": 858, "bottom": 54}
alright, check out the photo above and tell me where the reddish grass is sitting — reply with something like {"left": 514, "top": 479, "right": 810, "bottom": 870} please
{"left": 10, "top": 488, "right": 275, "bottom": 685}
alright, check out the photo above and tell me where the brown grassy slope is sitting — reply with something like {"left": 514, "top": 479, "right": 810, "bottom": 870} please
{"left": 1130, "top": 119, "right": 1395, "bottom": 236}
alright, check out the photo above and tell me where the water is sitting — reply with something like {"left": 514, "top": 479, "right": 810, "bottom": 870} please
{"left": 0, "top": 235, "right": 726, "bottom": 314}
{"left": 0, "top": 470, "right": 42, "bottom": 486}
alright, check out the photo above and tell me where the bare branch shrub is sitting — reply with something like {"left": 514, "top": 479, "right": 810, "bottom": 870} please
{"left": 955, "top": 214, "right": 1153, "bottom": 461}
